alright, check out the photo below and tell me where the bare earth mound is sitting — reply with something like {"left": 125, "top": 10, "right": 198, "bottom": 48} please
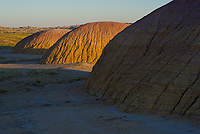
{"left": 83, "top": 0, "right": 200, "bottom": 121}
{"left": 12, "top": 29, "right": 70, "bottom": 55}
{"left": 41, "top": 22, "right": 130, "bottom": 64}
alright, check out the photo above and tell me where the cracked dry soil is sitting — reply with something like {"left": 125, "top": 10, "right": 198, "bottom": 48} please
{"left": 0, "top": 50, "right": 200, "bottom": 134}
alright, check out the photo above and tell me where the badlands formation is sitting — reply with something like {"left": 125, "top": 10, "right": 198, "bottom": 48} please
{"left": 41, "top": 22, "right": 130, "bottom": 64}
{"left": 12, "top": 29, "right": 70, "bottom": 55}
{"left": 83, "top": 0, "right": 200, "bottom": 120}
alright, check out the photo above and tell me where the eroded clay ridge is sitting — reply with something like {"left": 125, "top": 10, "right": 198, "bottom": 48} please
{"left": 12, "top": 29, "right": 70, "bottom": 55}
{"left": 40, "top": 22, "right": 130, "bottom": 64}
{"left": 83, "top": 0, "right": 200, "bottom": 120}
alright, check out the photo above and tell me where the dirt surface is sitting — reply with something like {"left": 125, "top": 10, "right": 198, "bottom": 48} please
{"left": 0, "top": 49, "right": 200, "bottom": 134}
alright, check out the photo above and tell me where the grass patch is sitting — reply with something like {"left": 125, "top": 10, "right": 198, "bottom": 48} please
{"left": 27, "top": 69, "right": 58, "bottom": 76}
{"left": 0, "top": 57, "right": 41, "bottom": 64}
{"left": 0, "top": 46, "right": 14, "bottom": 49}
{"left": 0, "top": 27, "right": 48, "bottom": 47}
{"left": 0, "top": 26, "right": 78, "bottom": 48}
{"left": 0, "top": 55, "right": 6, "bottom": 59}
{"left": 0, "top": 69, "right": 22, "bottom": 81}
{"left": 0, "top": 68, "right": 89, "bottom": 93}
{"left": 68, "top": 75, "right": 88, "bottom": 83}
{"left": 25, "top": 69, "right": 89, "bottom": 86}
{"left": 0, "top": 89, "right": 9, "bottom": 94}
{"left": 0, "top": 33, "right": 31, "bottom": 47}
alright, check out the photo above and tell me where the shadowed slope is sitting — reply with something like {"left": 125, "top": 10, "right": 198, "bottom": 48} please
{"left": 12, "top": 29, "right": 70, "bottom": 55}
{"left": 83, "top": 0, "right": 200, "bottom": 120}
{"left": 41, "top": 22, "right": 130, "bottom": 64}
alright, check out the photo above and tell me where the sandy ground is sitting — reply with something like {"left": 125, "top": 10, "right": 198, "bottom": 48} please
{"left": 0, "top": 49, "right": 200, "bottom": 134}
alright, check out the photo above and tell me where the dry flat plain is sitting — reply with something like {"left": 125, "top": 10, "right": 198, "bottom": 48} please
{"left": 0, "top": 49, "right": 200, "bottom": 134}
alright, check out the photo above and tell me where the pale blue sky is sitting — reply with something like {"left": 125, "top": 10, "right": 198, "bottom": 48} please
{"left": 0, "top": 0, "right": 172, "bottom": 27}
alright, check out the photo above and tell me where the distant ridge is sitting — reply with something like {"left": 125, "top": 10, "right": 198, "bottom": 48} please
{"left": 12, "top": 29, "right": 70, "bottom": 55}
{"left": 41, "top": 21, "right": 130, "bottom": 64}
{"left": 83, "top": 0, "right": 200, "bottom": 120}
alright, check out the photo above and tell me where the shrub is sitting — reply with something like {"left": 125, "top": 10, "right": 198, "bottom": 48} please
{"left": 0, "top": 69, "right": 22, "bottom": 81}
{"left": 27, "top": 69, "right": 58, "bottom": 76}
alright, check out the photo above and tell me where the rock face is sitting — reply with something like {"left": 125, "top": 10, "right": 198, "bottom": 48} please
{"left": 83, "top": 0, "right": 200, "bottom": 120}
{"left": 41, "top": 22, "right": 130, "bottom": 64}
{"left": 12, "top": 29, "right": 70, "bottom": 55}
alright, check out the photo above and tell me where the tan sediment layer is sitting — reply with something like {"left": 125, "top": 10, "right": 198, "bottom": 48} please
{"left": 83, "top": 0, "right": 200, "bottom": 121}
{"left": 12, "top": 29, "right": 70, "bottom": 55}
{"left": 41, "top": 22, "right": 130, "bottom": 64}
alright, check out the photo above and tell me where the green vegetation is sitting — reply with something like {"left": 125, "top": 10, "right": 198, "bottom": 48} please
{"left": 27, "top": 69, "right": 59, "bottom": 75}
{"left": 0, "top": 68, "right": 89, "bottom": 93}
{"left": 69, "top": 75, "right": 88, "bottom": 83}
{"left": 0, "top": 46, "right": 14, "bottom": 49}
{"left": 0, "top": 26, "right": 48, "bottom": 47}
{"left": 0, "top": 32, "right": 31, "bottom": 47}
{"left": 0, "top": 57, "right": 41, "bottom": 64}
{"left": 0, "top": 25, "right": 79, "bottom": 48}
{"left": 0, "top": 55, "right": 5, "bottom": 59}
{"left": 24, "top": 69, "right": 89, "bottom": 87}
{"left": 0, "top": 69, "right": 22, "bottom": 81}
{"left": 0, "top": 68, "right": 88, "bottom": 83}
